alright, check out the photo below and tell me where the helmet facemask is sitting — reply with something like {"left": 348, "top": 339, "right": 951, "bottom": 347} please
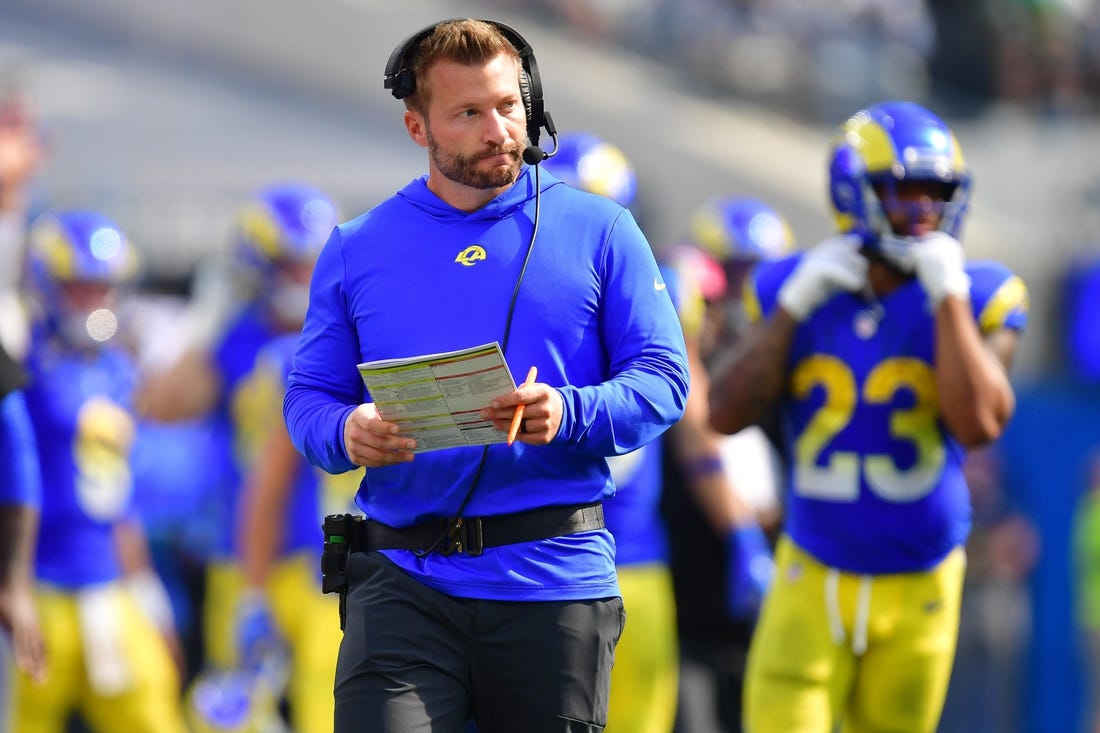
{"left": 866, "top": 173, "right": 970, "bottom": 273}
{"left": 265, "top": 258, "right": 314, "bottom": 329}
{"left": 53, "top": 281, "right": 125, "bottom": 350}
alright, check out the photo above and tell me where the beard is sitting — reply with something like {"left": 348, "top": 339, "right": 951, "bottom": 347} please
{"left": 425, "top": 124, "right": 524, "bottom": 190}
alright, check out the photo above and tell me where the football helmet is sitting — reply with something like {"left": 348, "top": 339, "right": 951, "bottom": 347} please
{"left": 658, "top": 243, "right": 727, "bottom": 303}
{"left": 232, "top": 182, "right": 339, "bottom": 325}
{"left": 25, "top": 209, "right": 139, "bottom": 348}
{"left": 541, "top": 132, "right": 637, "bottom": 208}
{"left": 690, "top": 195, "right": 793, "bottom": 265}
{"left": 827, "top": 100, "right": 971, "bottom": 268}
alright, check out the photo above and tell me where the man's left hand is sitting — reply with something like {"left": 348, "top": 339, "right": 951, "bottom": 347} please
{"left": 480, "top": 383, "right": 563, "bottom": 445}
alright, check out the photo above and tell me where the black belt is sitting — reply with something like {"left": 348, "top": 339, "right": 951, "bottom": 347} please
{"left": 352, "top": 502, "right": 604, "bottom": 557}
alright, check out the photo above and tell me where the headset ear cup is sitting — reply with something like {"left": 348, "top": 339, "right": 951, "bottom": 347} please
{"left": 518, "top": 67, "right": 535, "bottom": 140}
{"left": 394, "top": 69, "right": 413, "bottom": 100}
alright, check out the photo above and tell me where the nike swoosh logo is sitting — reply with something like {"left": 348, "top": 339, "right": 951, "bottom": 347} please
{"left": 654, "top": 278, "right": 667, "bottom": 291}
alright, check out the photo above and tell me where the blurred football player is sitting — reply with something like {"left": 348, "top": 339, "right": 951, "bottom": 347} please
{"left": 689, "top": 195, "right": 794, "bottom": 362}
{"left": 227, "top": 331, "right": 355, "bottom": 733}
{"left": 709, "top": 100, "right": 1029, "bottom": 733}
{"left": 544, "top": 132, "right": 679, "bottom": 733}
{"left": 12, "top": 210, "right": 187, "bottom": 733}
{"left": 126, "top": 290, "right": 239, "bottom": 691}
{"left": 136, "top": 182, "right": 339, "bottom": 733}
{"left": 0, "top": 339, "right": 46, "bottom": 729}
{"left": 657, "top": 195, "right": 791, "bottom": 733}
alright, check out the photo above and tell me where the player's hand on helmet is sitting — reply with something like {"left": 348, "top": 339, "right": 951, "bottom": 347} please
{"left": 725, "top": 524, "right": 775, "bottom": 620}
{"left": 777, "top": 234, "right": 868, "bottom": 321}
{"left": 911, "top": 232, "right": 971, "bottom": 307}
{"left": 234, "top": 590, "right": 283, "bottom": 671}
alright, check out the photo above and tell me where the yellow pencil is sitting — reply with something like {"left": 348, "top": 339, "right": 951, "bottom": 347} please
{"left": 507, "top": 365, "right": 538, "bottom": 446}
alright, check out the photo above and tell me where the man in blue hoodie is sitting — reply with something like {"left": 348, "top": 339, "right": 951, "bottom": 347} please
{"left": 284, "top": 17, "right": 689, "bottom": 733}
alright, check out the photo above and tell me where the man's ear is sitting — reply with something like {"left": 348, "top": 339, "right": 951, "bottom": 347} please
{"left": 404, "top": 109, "right": 428, "bottom": 149}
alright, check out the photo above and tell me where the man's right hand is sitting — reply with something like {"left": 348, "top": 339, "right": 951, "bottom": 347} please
{"left": 777, "top": 234, "right": 868, "bottom": 321}
{"left": 343, "top": 403, "right": 417, "bottom": 467}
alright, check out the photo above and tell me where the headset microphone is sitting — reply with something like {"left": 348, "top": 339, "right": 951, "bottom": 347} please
{"left": 522, "top": 112, "right": 559, "bottom": 166}
{"left": 522, "top": 146, "right": 545, "bottom": 166}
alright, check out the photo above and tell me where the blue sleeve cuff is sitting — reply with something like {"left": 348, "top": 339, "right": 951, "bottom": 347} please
{"left": 333, "top": 405, "right": 359, "bottom": 473}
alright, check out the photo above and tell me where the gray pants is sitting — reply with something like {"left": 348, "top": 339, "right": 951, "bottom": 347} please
{"left": 334, "top": 552, "right": 624, "bottom": 733}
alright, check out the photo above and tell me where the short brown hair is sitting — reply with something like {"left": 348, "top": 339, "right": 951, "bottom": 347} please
{"left": 404, "top": 19, "right": 521, "bottom": 114}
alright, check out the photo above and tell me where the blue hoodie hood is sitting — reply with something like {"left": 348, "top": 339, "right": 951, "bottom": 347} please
{"left": 394, "top": 165, "right": 564, "bottom": 223}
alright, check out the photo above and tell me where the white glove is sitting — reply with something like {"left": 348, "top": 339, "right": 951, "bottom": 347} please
{"left": 911, "top": 232, "right": 970, "bottom": 307}
{"left": 778, "top": 234, "right": 868, "bottom": 321}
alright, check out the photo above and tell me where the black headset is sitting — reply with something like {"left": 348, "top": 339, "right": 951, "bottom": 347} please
{"left": 383, "top": 18, "right": 556, "bottom": 159}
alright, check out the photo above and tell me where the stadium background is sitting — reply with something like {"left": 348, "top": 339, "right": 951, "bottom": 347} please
{"left": 3, "top": 1, "right": 1100, "bottom": 730}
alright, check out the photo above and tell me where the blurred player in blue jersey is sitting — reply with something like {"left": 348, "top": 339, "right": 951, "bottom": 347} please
{"left": 136, "top": 182, "right": 339, "bottom": 732}
{"left": 11, "top": 210, "right": 188, "bottom": 733}
{"left": 0, "top": 340, "right": 46, "bottom": 725}
{"left": 658, "top": 195, "right": 792, "bottom": 733}
{"left": 127, "top": 292, "right": 240, "bottom": 691}
{"left": 709, "top": 100, "right": 1029, "bottom": 733}
{"left": 687, "top": 195, "right": 794, "bottom": 370}
{"left": 546, "top": 132, "right": 679, "bottom": 733}
{"left": 207, "top": 331, "right": 352, "bottom": 733}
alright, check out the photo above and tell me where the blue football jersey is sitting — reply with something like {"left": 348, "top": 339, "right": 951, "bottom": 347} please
{"left": 207, "top": 302, "right": 285, "bottom": 559}
{"left": 240, "top": 332, "right": 324, "bottom": 558}
{"left": 25, "top": 343, "right": 139, "bottom": 587}
{"left": 746, "top": 256, "right": 1028, "bottom": 573}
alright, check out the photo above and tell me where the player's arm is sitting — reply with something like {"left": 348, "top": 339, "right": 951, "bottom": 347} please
{"left": 233, "top": 420, "right": 298, "bottom": 671}
{"left": 0, "top": 369, "right": 46, "bottom": 682}
{"left": 655, "top": 261, "right": 754, "bottom": 528}
{"left": 911, "top": 234, "right": 1019, "bottom": 447}
{"left": 660, "top": 264, "right": 774, "bottom": 618}
{"left": 933, "top": 297, "right": 1017, "bottom": 447}
{"left": 674, "top": 337, "right": 774, "bottom": 618}
{"left": 0, "top": 90, "right": 44, "bottom": 215}
{"left": 239, "top": 422, "right": 299, "bottom": 590}
{"left": 0, "top": 503, "right": 45, "bottom": 683}
{"left": 671, "top": 335, "right": 759, "bottom": 532}
{"left": 0, "top": 92, "right": 46, "bottom": 356}
{"left": 134, "top": 346, "right": 222, "bottom": 422}
{"left": 114, "top": 515, "right": 185, "bottom": 678}
{"left": 708, "top": 311, "right": 798, "bottom": 436}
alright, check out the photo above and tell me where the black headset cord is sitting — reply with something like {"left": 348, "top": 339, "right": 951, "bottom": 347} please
{"left": 413, "top": 162, "right": 544, "bottom": 557}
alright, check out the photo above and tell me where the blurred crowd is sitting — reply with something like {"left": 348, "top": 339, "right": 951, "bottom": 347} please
{"left": 483, "top": 0, "right": 1100, "bottom": 121}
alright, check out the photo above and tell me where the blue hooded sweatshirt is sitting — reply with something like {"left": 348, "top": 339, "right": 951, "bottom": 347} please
{"left": 284, "top": 166, "right": 688, "bottom": 601}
